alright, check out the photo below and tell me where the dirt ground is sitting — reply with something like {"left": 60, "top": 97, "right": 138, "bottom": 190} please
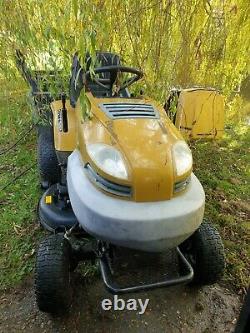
{"left": 0, "top": 273, "right": 240, "bottom": 333}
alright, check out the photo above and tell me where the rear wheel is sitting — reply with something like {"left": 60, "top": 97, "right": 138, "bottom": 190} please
{"left": 35, "top": 234, "right": 72, "bottom": 314}
{"left": 37, "top": 125, "right": 61, "bottom": 187}
{"left": 180, "top": 221, "right": 225, "bottom": 285}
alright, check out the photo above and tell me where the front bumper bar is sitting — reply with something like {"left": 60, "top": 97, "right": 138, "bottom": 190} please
{"left": 99, "top": 247, "right": 194, "bottom": 294}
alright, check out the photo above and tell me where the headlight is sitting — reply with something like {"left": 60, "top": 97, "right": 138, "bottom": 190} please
{"left": 86, "top": 143, "right": 128, "bottom": 180}
{"left": 172, "top": 141, "right": 192, "bottom": 176}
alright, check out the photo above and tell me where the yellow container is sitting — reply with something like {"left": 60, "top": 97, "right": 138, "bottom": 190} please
{"left": 174, "top": 88, "right": 225, "bottom": 140}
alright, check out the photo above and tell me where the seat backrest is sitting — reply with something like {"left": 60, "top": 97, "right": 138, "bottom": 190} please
{"left": 69, "top": 53, "right": 84, "bottom": 107}
{"left": 69, "top": 51, "right": 129, "bottom": 106}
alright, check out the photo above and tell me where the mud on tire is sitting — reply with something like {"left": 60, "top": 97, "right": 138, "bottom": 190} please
{"left": 181, "top": 221, "right": 225, "bottom": 285}
{"left": 35, "top": 234, "right": 72, "bottom": 314}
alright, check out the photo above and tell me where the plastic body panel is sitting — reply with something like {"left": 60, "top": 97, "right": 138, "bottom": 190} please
{"left": 175, "top": 89, "right": 224, "bottom": 139}
{"left": 67, "top": 150, "right": 205, "bottom": 252}
{"left": 51, "top": 100, "right": 77, "bottom": 151}
{"left": 74, "top": 93, "right": 188, "bottom": 202}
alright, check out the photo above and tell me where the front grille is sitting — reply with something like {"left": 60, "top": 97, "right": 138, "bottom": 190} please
{"left": 99, "top": 102, "right": 159, "bottom": 119}
{"left": 85, "top": 163, "right": 132, "bottom": 198}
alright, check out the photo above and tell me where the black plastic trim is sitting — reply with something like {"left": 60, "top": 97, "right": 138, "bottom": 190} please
{"left": 174, "top": 176, "right": 191, "bottom": 193}
{"left": 85, "top": 163, "right": 132, "bottom": 198}
{"left": 100, "top": 102, "right": 159, "bottom": 119}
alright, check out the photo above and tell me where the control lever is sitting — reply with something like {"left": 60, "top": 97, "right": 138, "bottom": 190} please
{"left": 61, "top": 93, "right": 68, "bottom": 132}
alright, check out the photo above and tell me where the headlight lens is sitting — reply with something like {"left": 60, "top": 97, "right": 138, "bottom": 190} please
{"left": 172, "top": 141, "right": 192, "bottom": 176}
{"left": 86, "top": 143, "right": 128, "bottom": 180}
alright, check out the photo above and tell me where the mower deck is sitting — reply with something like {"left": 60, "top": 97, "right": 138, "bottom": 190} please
{"left": 38, "top": 184, "right": 78, "bottom": 231}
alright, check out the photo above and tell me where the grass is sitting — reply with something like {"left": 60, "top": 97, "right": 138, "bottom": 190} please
{"left": 0, "top": 86, "right": 249, "bottom": 293}
{"left": 191, "top": 123, "right": 250, "bottom": 293}
{"left": 0, "top": 91, "right": 44, "bottom": 289}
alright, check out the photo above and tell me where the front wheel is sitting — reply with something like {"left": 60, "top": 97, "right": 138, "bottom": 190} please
{"left": 180, "top": 221, "right": 225, "bottom": 285}
{"left": 35, "top": 234, "right": 72, "bottom": 314}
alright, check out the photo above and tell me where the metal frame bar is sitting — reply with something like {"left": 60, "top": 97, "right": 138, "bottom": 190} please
{"left": 99, "top": 247, "right": 194, "bottom": 294}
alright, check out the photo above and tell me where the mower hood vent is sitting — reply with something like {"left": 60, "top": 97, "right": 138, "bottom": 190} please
{"left": 99, "top": 103, "right": 159, "bottom": 119}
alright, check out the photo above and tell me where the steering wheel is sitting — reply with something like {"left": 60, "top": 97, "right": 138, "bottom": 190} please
{"left": 85, "top": 65, "right": 143, "bottom": 91}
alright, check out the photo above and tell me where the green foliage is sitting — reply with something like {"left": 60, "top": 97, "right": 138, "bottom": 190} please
{"left": 0, "top": 94, "right": 43, "bottom": 289}
{"left": 0, "top": 0, "right": 249, "bottom": 107}
{"left": 227, "top": 94, "right": 250, "bottom": 123}
{"left": 79, "top": 91, "right": 92, "bottom": 120}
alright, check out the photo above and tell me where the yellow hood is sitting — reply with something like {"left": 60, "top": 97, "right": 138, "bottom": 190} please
{"left": 77, "top": 94, "right": 185, "bottom": 202}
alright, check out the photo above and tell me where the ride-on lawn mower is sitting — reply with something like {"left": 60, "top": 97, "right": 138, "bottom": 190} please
{"left": 16, "top": 51, "right": 225, "bottom": 314}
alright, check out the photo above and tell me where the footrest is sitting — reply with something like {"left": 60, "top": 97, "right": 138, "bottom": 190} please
{"left": 99, "top": 247, "right": 194, "bottom": 294}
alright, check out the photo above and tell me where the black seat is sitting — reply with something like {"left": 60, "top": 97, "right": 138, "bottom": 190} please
{"left": 69, "top": 51, "right": 129, "bottom": 107}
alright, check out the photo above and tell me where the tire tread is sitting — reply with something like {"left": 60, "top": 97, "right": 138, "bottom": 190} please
{"left": 35, "top": 234, "right": 72, "bottom": 314}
